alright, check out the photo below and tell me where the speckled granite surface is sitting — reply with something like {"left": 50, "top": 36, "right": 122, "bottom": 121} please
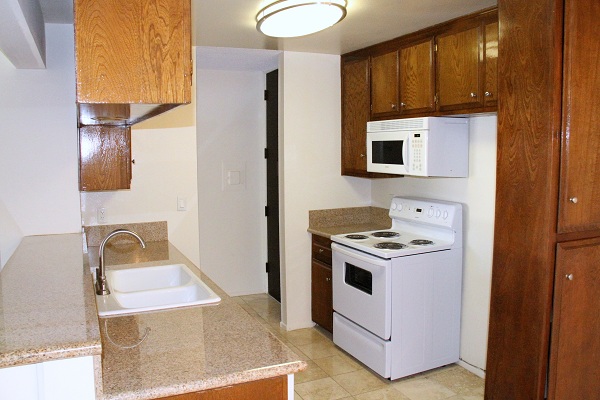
{"left": 86, "top": 241, "right": 306, "bottom": 400}
{"left": 308, "top": 206, "right": 391, "bottom": 238}
{"left": 84, "top": 221, "right": 168, "bottom": 247}
{"left": 0, "top": 234, "right": 101, "bottom": 368}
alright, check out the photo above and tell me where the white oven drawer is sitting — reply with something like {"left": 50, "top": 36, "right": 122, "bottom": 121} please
{"left": 333, "top": 312, "right": 391, "bottom": 378}
{"left": 332, "top": 243, "right": 391, "bottom": 339}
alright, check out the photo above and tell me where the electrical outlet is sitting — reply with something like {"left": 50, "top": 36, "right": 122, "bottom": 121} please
{"left": 97, "top": 207, "right": 107, "bottom": 223}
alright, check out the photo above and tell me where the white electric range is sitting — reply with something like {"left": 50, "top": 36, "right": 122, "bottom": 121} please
{"left": 331, "top": 196, "right": 463, "bottom": 380}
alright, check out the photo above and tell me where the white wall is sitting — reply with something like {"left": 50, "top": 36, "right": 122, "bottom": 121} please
{"left": 0, "top": 24, "right": 81, "bottom": 269}
{"left": 279, "top": 52, "right": 372, "bottom": 330}
{"left": 80, "top": 61, "right": 200, "bottom": 267}
{"left": 195, "top": 68, "right": 267, "bottom": 296}
{"left": 371, "top": 115, "right": 497, "bottom": 373}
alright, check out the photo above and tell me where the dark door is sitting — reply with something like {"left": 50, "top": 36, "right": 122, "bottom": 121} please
{"left": 265, "top": 70, "right": 280, "bottom": 302}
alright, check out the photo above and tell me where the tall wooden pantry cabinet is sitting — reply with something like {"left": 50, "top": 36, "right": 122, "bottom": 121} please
{"left": 485, "top": 0, "right": 600, "bottom": 399}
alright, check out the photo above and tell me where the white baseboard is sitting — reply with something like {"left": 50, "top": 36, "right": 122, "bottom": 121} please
{"left": 457, "top": 359, "right": 486, "bottom": 379}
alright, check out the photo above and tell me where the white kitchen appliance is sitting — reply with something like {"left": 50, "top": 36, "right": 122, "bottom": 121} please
{"left": 366, "top": 117, "right": 469, "bottom": 177}
{"left": 331, "top": 197, "right": 463, "bottom": 380}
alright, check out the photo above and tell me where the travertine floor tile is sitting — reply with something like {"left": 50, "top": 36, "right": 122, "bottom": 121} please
{"left": 427, "top": 366, "right": 484, "bottom": 396}
{"left": 354, "top": 387, "right": 412, "bottom": 400}
{"left": 333, "top": 369, "right": 390, "bottom": 395}
{"left": 296, "top": 360, "right": 331, "bottom": 384}
{"left": 297, "top": 341, "right": 343, "bottom": 360}
{"left": 287, "top": 328, "right": 330, "bottom": 346}
{"left": 295, "top": 377, "right": 352, "bottom": 400}
{"left": 313, "top": 354, "right": 362, "bottom": 376}
{"left": 393, "top": 377, "right": 457, "bottom": 400}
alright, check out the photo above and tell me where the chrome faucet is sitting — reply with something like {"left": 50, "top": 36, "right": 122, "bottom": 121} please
{"left": 96, "top": 229, "right": 146, "bottom": 296}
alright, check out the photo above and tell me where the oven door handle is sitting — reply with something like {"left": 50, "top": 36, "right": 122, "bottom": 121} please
{"left": 331, "top": 243, "right": 390, "bottom": 268}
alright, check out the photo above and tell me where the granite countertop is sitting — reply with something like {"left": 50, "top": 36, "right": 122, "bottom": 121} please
{"left": 0, "top": 233, "right": 305, "bottom": 400}
{"left": 88, "top": 240, "right": 305, "bottom": 400}
{"left": 0, "top": 234, "right": 101, "bottom": 368}
{"left": 308, "top": 206, "right": 391, "bottom": 238}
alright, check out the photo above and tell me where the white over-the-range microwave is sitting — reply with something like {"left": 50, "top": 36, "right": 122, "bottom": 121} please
{"left": 366, "top": 116, "right": 469, "bottom": 177}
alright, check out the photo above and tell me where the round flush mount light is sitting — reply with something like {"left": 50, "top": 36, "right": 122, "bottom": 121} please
{"left": 256, "top": 0, "right": 348, "bottom": 38}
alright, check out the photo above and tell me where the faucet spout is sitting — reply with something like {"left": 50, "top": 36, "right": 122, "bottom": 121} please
{"left": 96, "top": 229, "right": 146, "bottom": 296}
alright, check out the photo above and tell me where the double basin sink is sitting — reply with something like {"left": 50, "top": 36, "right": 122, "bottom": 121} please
{"left": 95, "top": 263, "right": 221, "bottom": 316}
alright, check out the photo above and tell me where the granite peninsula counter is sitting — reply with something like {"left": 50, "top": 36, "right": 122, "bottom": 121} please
{"left": 0, "top": 233, "right": 305, "bottom": 400}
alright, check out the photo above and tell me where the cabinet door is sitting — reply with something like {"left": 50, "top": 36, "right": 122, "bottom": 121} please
{"left": 558, "top": 0, "right": 600, "bottom": 234}
{"left": 371, "top": 51, "right": 399, "bottom": 117}
{"left": 399, "top": 38, "right": 435, "bottom": 114}
{"left": 79, "top": 126, "right": 132, "bottom": 191}
{"left": 436, "top": 25, "right": 483, "bottom": 111}
{"left": 311, "top": 260, "right": 333, "bottom": 333}
{"left": 75, "top": 0, "right": 192, "bottom": 104}
{"left": 548, "top": 238, "right": 600, "bottom": 399}
{"left": 341, "top": 57, "right": 370, "bottom": 176}
{"left": 483, "top": 22, "right": 498, "bottom": 107}
{"left": 161, "top": 375, "right": 287, "bottom": 399}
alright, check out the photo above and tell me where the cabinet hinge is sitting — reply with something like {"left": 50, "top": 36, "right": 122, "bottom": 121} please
{"left": 265, "top": 206, "right": 268, "bottom": 216}
{"left": 266, "top": 262, "right": 270, "bottom": 273}
{"left": 434, "top": 44, "right": 438, "bottom": 52}
{"left": 264, "top": 89, "right": 268, "bottom": 101}
{"left": 264, "top": 148, "right": 268, "bottom": 159}
{"left": 434, "top": 94, "right": 439, "bottom": 104}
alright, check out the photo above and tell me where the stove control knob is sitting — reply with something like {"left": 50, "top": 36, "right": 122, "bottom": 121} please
{"left": 443, "top": 210, "right": 449, "bottom": 220}
{"left": 427, "top": 208, "right": 434, "bottom": 217}
{"left": 435, "top": 209, "right": 442, "bottom": 218}
{"left": 398, "top": 203, "right": 403, "bottom": 211}
{"left": 391, "top": 202, "right": 397, "bottom": 210}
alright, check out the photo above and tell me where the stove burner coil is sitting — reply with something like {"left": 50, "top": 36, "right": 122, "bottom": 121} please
{"left": 373, "top": 242, "right": 408, "bottom": 250}
{"left": 372, "top": 231, "right": 400, "bottom": 239}
{"left": 409, "top": 239, "right": 434, "bottom": 246}
{"left": 345, "top": 234, "right": 369, "bottom": 240}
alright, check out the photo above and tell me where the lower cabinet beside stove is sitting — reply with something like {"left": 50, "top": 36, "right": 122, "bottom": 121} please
{"left": 311, "top": 235, "right": 333, "bottom": 333}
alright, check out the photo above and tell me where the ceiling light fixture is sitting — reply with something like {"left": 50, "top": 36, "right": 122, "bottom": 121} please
{"left": 256, "top": 0, "right": 347, "bottom": 38}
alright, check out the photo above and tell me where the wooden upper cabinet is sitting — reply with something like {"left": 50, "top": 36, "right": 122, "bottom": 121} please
{"left": 558, "top": 0, "right": 600, "bottom": 235}
{"left": 483, "top": 21, "right": 498, "bottom": 107}
{"left": 79, "top": 126, "right": 132, "bottom": 191}
{"left": 341, "top": 57, "right": 371, "bottom": 176}
{"left": 399, "top": 38, "right": 435, "bottom": 114}
{"left": 436, "top": 25, "right": 483, "bottom": 111}
{"left": 74, "top": 0, "right": 192, "bottom": 125}
{"left": 371, "top": 51, "right": 399, "bottom": 117}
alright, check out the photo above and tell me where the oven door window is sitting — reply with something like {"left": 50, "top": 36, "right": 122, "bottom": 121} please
{"left": 345, "top": 263, "right": 373, "bottom": 295}
{"left": 372, "top": 140, "right": 404, "bottom": 165}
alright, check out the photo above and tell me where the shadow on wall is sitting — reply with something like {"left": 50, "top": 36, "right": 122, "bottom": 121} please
{"left": 0, "top": 199, "right": 23, "bottom": 270}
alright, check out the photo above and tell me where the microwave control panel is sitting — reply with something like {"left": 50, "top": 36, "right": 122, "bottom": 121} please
{"left": 409, "top": 133, "right": 426, "bottom": 175}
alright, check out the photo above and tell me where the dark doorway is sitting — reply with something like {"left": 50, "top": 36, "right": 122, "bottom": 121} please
{"left": 265, "top": 69, "right": 280, "bottom": 302}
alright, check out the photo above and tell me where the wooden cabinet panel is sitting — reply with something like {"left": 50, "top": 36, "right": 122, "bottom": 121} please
{"left": 483, "top": 22, "right": 498, "bottom": 107}
{"left": 399, "top": 38, "right": 435, "bottom": 114}
{"left": 371, "top": 51, "right": 399, "bottom": 117}
{"left": 548, "top": 238, "right": 600, "bottom": 399}
{"left": 79, "top": 126, "right": 132, "bottom": 191}
{"left": 558, "top": 0, "right": 600, "bottom": 234}
{"left": 161, "top": 375, "right": 287, "bottom": 400}
{"left": 75, "top": 0, "right": 191, "bottom": 105}
{"left": 311, "top": 260, "right": 333, "bottom": 333}
{"left": 436, "top": 25, "right": 482, "bottom": 111}
{"left": 341, "top": 57, "right": 370, "bottom": 177}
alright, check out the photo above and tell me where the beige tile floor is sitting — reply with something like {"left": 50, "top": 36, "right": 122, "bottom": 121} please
{"left": 233, "top": 293, "right": 485, "bottom": 400}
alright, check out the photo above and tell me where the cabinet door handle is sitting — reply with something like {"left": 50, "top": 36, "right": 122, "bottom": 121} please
{"left": 400, "top": 102, "right": 406, "bottom": 107}
{"left": 360, "top": 154, "right": 365, "bottom": 158}
{"left": 569, "top": 197, "right": 578, "bottom": 204}
{"left": 319, "top": 249, "right": 324, "bottom": 253}
{"left": 485, "top": 91, "right": 493, "bottom": 97}
{"left": 391, "top": 103, "right": 397, "bottom": 109}
{"left": 326, "top": 277, "right": 331, "bottom": 282}
{"left": 565, "top": 274, "right": 574, "bottom": 280}
{"left": 470, "top": 92, "right": 477, "bottom": 98}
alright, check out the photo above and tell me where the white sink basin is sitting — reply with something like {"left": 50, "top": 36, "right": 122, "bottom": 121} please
{"left": 96, "top": 264, "right": 221, "bottom": 316}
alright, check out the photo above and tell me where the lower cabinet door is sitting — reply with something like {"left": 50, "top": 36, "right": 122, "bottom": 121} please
{"left": 160, "top": 375, "right": 288, "bottom": 399}
{"left": 311, "top": 260, "right": 333, "bottom": 333}
{"left": 548, "top": 238, "right": 600, "bottom": 399}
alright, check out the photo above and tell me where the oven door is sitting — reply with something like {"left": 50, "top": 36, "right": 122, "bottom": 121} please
{"left": 332, "top": 243, "right": 391, "bottom": 340}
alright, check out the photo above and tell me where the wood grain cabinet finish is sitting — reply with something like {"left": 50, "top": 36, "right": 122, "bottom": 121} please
{"left": 436, "top": 25, "right": 483, "bottom": 111}
{"left": 557, "top": 0, "right": 600, "bottom": 235}
{"left": 370, "top": 51, "right": 400, "bottom": 117}
{"left": 483, "top": 21, "right": 498, "bottom": 108}
{"left": 399, "top": 38, "right": 436, "bottom": 115}
{"left": 74, "top": 0, "right": 192, "bottom": 125}
{"left": 548, "top": 238, "right": 600, "bottom": 400}
{"left": 159, "top": 375, "right": 287, "bottom": 400}
{"left": 79, "top": 126, "right": 132, "bottom": 191}
{"left": 311, "top": 235, "right": 333, "bottom": 333}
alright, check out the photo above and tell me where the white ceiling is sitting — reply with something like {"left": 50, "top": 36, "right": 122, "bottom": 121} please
{"left": 40, "top": 0, "right": 497, "bottom": 55}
